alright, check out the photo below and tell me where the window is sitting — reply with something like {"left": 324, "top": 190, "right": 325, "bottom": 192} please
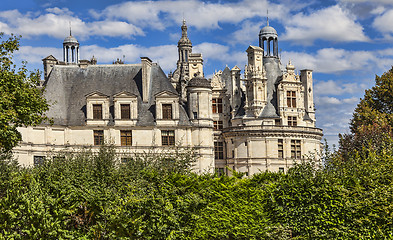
{"left": 278, "top": 139, "right": 283, "bottom": 158}
{"left": 94, "top": 130, "right": 104, "bottom": 145}
{"left": 279, "top": 167, "right": 285, "bottom": 173}
{"left": 291, "top": 140, "right": 301, "bottom": 159}
{"left": 287, "top": 91, "right": 296, "bottom": 108}
{"left": 288, "top": 116, "right": 297, "bottom": 126}
{"left": 212, "top": 98, "right": 223, "bottom": 113}
{"left": 121, "top": 130, "right": 132, "bottom": 146}
{"left": 275, "top": 119, "right": 281, "bottom": 126}
{"left": 162, "top": 130, "right": 175, "bottom": 146}
{"left": 162, "top": 104, "right": 172, "bottom": 119}
{"left": 93, "top": 104, "right": 103, "bottom": 119}
{"left": 121, "top": 104, "right": 131, "bottom": 119}
{"left": 213, "top": 120, "right": 223, "bottom": 130}
{"left": 214, "top": 142, "right": 224, "bottom": 160}
{"left": 193, "top": 112, "right": 198, "bottom": 119}
{"left": 34, "top": 156, "right": 45, "bottom": 166}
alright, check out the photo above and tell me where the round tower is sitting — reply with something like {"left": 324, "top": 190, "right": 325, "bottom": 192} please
{"left": 187, "top": 75, "right": 212, "bottom": 123}
{"left": 63, "top": 30, "right": 79, "bottom": 64}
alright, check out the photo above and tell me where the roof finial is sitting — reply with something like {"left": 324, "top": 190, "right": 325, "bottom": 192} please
{"left": 266, "top": 9, "right": 269, "bottom": 26}
{"left": 69, "top": 21, "right": 72, "bottom": 36}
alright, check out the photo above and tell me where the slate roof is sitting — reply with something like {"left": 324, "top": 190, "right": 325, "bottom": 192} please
{"left": 44, "top": 63, "right": 190, "bottom": 126}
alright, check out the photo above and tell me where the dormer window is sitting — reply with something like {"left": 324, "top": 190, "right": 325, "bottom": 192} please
{"left": 155, "top": 91, "right": 179, "bottom": 124}
{"left": 121, "top": 104, "right": 131, "bottom": 119}
{"left": 93, "top": 104, "right": 103, "bottom": 120}
{"left": 113, "top": 91, "right": 138, "bottom": 126}
{"left": 86, "top": 91, "right": 110, "bottom": 125}
{"left": 162, "top": 104, "right": 172, "bottom": 119}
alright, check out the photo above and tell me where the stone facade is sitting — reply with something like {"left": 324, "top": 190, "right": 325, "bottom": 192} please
{"left": 13, "top": 21, "right": 322, "bottom": 175}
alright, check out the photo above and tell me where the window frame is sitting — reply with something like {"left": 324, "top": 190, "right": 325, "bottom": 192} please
{"left": 162, "top": 130, "right": 175, "bottom": 146}
{"left": 278, "top": 139, "right": 284, "bottom": 158}
{"left": 214, "top": 141, "right": 224, "bottom": 160}
{"left": 93, "top": 104, "right": 103, "bottom": 120}
{"left": 286, "top": 91, "right": 296, "bottom": 108}
{"left": 288, "top": 116, "right": 297, "bottom": 126}
{"left": 120, "top": 104, "right": 131, "bottom": 120}
{"left": 94, "top": 130, "right": 104, "bottom": 145}
{"left": 213, "top": 120, "right": 223, "bottom": 130}
{"left": 291, "top": 139, "right": 301, "bottom": 159}
{"left": 120, "top": 130, "right": 132, "bottom": 146}
{"left": 212, "top": 98, "right": 223, "bottom": 113}
{"left": 162, "top": 104, "right": 173, "bottom": 120}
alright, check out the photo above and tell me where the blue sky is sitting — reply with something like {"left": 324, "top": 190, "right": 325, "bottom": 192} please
{"left": 2, "top": 0, "right": 393, "bottom": 147}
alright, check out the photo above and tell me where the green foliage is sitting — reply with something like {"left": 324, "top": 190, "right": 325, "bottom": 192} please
{"left": 0, "top": 32, "right": 50, "bottom": 152}
{"left": 1, "top": 143, "right": 393, "bottom": 239}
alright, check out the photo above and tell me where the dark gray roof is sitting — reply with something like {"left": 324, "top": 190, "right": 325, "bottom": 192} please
{"left": 259, "top": 57, "right": 281, "bottom": 118}
{"left": 44, "top": 63, "right": 189, "bottom": 126}
{"left": 187, "top": 76, "right": 211, "bottom": 88}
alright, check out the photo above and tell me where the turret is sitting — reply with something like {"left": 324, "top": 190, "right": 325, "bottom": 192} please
{"left": 187, "top": 75, "right": 212, "bottom": 125}
{"left": 63, "top": 29, "right": 79, "bottom": 64}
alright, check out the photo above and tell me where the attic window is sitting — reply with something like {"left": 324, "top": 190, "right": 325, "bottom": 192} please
{"left": 162, "top": 104, "right": 172, "bottom": 119}
{"left": 121, "top": 104, "right": 131, "bottom": 119}
{"left": 93, "top": 104, "right": 103, "bottom": 120}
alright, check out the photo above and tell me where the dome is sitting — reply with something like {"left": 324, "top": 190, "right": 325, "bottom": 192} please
{"left": 259, "top": 25, "right": 277, "bottom": 36}
{"left": 63, "top": 35, "right": 79, "bottom": 44}
{"left": 178, "top": 37, "right": 191, "bottom": 46}
{"left": 187, "top": 76, "right": 211, "bottom": 88}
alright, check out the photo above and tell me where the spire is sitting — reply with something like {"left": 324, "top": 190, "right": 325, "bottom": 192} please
{"left": 69, "top": 21, "right": 72, "bottom": 36}
{"left": 181, "top": 19, "right": 188, "bottom": 38}
{"left": 178, "top": 19, "right": 191, "bottom": 46}
{"left": 266, "top": 9, "right": 269, "bottom": 26}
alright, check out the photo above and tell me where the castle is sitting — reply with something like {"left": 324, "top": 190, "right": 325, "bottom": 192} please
{"left": 13, "top": 21, "right": 323, "bottom": 175}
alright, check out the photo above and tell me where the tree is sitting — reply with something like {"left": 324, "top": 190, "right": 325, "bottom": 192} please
{"left": 338, "top": 67, "right": 393, "bottom": 155}
{"left": 0, "top": 33, "right": 50, "bottom": 152}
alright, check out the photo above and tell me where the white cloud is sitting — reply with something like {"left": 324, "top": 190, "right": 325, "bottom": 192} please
{"left": 193, "top": 42, "right": 246, "bottom": 68}
{"left": 282, "top": 48, "right": 392, "bottom": 74}
{"left": 0, "top": 8, "right": 144, "bottom": 39}
{"left": 314, "top": 80, "right": 366, "bottom": 96}
{"left": 281, "top": 5, "right": 368, "bottom": 45}
{"left": 90, "top": 0, "right": 287, "bottom": 31}
{"left": 373, "top": 9, "right": 393, "bottom": 36}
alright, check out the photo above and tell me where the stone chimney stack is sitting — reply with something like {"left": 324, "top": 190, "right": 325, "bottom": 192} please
{"left": 42, "top": 55, "right": 58, "bottom": 81}
{"left": 141, "top": 57, "right": 152, "bottom": 102}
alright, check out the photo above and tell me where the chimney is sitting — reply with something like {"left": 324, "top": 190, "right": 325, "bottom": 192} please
{"left": 42, "top": 55, "right": 58, "bottom": 81}
{"left": 141, "top": 57, "right": 152, "bottom": 102}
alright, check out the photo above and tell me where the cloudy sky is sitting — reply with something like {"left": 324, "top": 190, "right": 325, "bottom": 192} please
{"left": 2, "top": 0, "right": 393, "bottom": 146}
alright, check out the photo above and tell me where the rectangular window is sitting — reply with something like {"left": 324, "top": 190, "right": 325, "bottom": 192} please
{"left": 275, "top": 119, "right": 281, "bottom": 126}
{"left": 162, "top": 104, "right": 173, "bottom": 119}
{"left": 121, "top": 104, "right": 131, "bottom": 119}
{"left": 213, "top": 120, "right": 223, "bottom": 130}
{"left": 279, "top": 167, "right": 285, "bottom": 173}
{"left": 278, "top": 139, "right": 283, "bottom": 158}
{"left": 120, "top": 130, "right": 132, "bottom": 146}
{"left": 288, "top": 116, "right": 297, "bottom": 126}
{"left": 93, "top": 104, "right": 103, "bottom": 120}
{"left": 34, "top": 156, "right": 45, "bottom": 166}
{"left": 214, "top": 142, "right": 224, "bottom": 160}
{"left": 287, "top": 91, "right": 296, "bottom": 108}
{"left": 291, "top": 140, "right": 301, "bottom": 159}
{"left": 212, "top": 98, "right": 223, "bottom": 113}
{"left": 94, "top": 130, "right": 104, "bottom": 145}
{"left": 162, "top": 130, "right": 175, "bottom": 146}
